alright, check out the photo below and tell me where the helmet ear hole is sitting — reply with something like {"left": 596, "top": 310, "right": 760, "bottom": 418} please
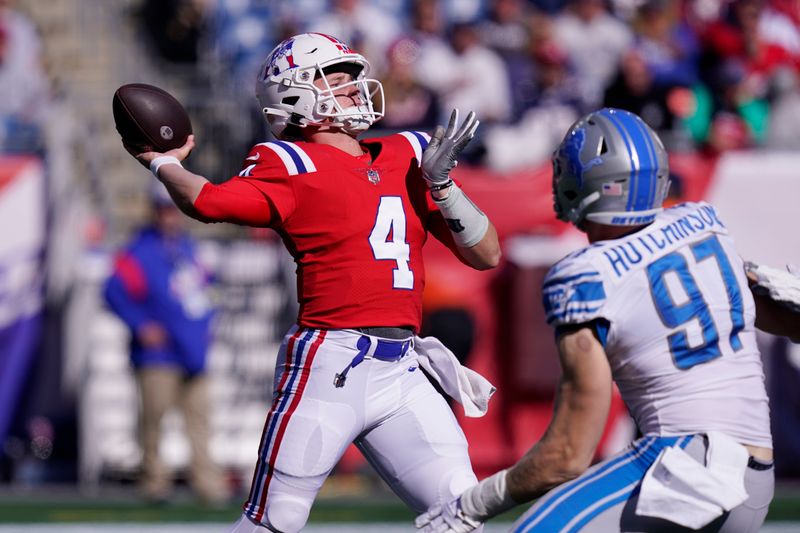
{"left": 599, "top": 138, "right": 608, "bottom": 155}
{"left": 282, "top": 96, "right": 300, "bottom": 106}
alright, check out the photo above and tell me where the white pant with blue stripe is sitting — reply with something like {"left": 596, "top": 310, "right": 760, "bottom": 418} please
{"left": 511, "top": 435, "right": 773, "bottom": 533}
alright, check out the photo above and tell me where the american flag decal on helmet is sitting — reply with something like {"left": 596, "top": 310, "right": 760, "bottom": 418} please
{"left": 602, "top": 182, "right": 623, "bottom": 196}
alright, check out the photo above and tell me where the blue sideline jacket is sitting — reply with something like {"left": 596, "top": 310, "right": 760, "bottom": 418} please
{"left": 103, "top": 227, "right": 213, "bottom": 375}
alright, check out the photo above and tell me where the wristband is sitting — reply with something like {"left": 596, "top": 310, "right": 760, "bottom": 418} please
{"left": 433, "top": 183, "right": 489, "bottom": 247}
{"left": 460, "top": 469, "right": 517, "bottom": 521}
{"left": 429, "top": 179, "right": 454, "bottom": 192}
{"left": 150, "top": 155, "right": 182, "bottom": 178}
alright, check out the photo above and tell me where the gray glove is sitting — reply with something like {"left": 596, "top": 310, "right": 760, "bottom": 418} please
{"left": 745, "top": 261, "right": 800, "bottom": 313}
{"left": 415, "top": 497, "right": 482, "bottom": 533}
{"left": 422, "top": 109, "right": 480, "bottom": 188}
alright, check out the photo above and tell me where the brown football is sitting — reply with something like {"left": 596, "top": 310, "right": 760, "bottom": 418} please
{"left": 112, "top": 83, "right": 192, "bottom": 153}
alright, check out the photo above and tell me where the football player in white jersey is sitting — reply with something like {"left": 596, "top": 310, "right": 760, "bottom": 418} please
{"left": 416, "top": 108, "right": 800, "bottom": 533}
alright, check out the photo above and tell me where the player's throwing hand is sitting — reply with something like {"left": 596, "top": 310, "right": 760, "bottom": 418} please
{"left": 421, "top": 109, "right": 480, "bottom": 189}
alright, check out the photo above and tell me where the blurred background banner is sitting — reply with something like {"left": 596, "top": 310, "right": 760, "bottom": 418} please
{"left": 0, "top": 157, "right": 45, "bottom": 452}
{"left": 705, "top": 151, "right": 800, "bottom": 266}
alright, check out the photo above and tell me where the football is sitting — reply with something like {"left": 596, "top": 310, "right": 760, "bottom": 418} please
{"left": 112, "top": 83, "right": 192, "bottom": 153}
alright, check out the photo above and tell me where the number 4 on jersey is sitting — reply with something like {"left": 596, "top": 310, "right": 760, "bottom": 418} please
{"left": 369, "top": 196, "right": 414, "bottom": 290}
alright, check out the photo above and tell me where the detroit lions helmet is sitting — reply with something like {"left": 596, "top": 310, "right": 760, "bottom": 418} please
{"left": 552, "top": 108, "right": 670, "bottom": 227}
{"left": 256, "top": 33, "right": 384, "bottom": 138}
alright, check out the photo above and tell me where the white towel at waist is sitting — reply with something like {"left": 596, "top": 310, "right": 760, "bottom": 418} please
{"left": 636, "top": 431, "right": 749, "bottom": 529}
{"left": 414, "top": 335, "right": 496, "bottom": 417}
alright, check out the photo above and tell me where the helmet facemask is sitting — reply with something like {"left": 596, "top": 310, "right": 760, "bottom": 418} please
{"left": 311, "top": 62, "right": 384, "bottom": 134}
{"left": 552, "top": 156, "right": 603, "bottom": 226}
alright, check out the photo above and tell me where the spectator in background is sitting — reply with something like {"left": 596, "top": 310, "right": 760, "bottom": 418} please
{"left": 631, "top": 0, "right": 699, "bottom": 89}
{"left": 478, "top": 0, "right": 537, "bottom": 119}
{"left": 529, "top": 0, "right": 569, "bottom": 15}
{"left": 103, "top": 180, "right": 228, "bottom": 505}
{"left": 210, "top": 0, "right": 279, "bottom": 89}
{"left": 688, "top": 58, "right": 770, "bottom": 152}
{"left": 441, "top": 22, "right": 512, "bottom": 125}
{"left": 408, "top": 0, "right": 511, "bottom": 127}
{"left": 481, "top": 22, "right": 579, "bottom": 173}
{"left": 0, "top": 0, "right": 50, "bottom": 154}
{"left": 408, "top": 0, "right": 461, "bottom": 102}
{"left": 377, "top": 37, "right": 440, "bottom": 131}
{"left": 306, "top": 0, "right": 401, "bottom": 75}
{"left": 140, "top": 0, "right": 209, "bottom": 64}
{"left": 478, "top": 0, "right": 530, "bottom": 56}
{"left": 603, "top": 50, "right": 689, "bottom": 148}
{"left": 759, "top": 0, "right": 800, "bottom": 56}
{"left": 701, "top": 0, "right": 797, "bottom": 105}
{"left": 527, "top": 36, "right": 582, "bottom": 110}
{"left": 553, "top": 0, "right": 633, "bottom": 109}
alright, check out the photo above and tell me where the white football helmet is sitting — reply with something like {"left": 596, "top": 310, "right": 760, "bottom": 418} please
{"left": 256, "top": 33, "right": 384, "bottom": 138}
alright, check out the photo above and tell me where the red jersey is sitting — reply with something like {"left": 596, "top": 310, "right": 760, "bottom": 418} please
{"left": 194, "top": 132, "right": 460, "bottom": 332}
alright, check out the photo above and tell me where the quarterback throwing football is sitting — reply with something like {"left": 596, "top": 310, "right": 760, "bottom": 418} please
{"left": 124, "top": 33, "right": 500, "bottom": 532}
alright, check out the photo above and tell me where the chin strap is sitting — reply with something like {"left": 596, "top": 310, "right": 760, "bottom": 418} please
{"left": 567, "top": 191, "right": 601, "bottom": 224}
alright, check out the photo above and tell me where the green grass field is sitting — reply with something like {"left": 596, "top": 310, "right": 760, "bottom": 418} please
{"left": 0, "top": 488, "right": 798, "bottom": 525}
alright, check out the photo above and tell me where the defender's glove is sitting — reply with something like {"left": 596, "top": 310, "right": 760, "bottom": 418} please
{"left": 422, "top": 109, "right": 480, "bottom": 189}
{"left": 415, "top": 497, "right": 481, "bottom": 533}
{"left": 416, "top": 470, "right": 516, "bottom": 533}
{"left": 745, "top": 262, "right": 800, "bottom": 313}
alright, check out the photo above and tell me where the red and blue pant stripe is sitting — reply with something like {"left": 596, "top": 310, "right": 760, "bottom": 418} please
{"left": 245, "top": 328, "right": 326, "bottom": 523}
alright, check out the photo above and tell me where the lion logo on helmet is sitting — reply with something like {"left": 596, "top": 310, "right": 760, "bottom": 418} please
{"left": 562, "top": 128, "right": 603, "bottom": 187}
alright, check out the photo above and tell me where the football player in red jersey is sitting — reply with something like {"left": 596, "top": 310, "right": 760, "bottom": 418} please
{"left": 125, "top": 33, "right": 500, "bottom": 533}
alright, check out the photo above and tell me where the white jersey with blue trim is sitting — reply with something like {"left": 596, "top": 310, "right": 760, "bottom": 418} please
{"left": 543, "top": 201, "right": 771, "bottom": 448}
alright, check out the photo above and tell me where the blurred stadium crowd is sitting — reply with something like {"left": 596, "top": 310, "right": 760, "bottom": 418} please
{"left": 0, "top": 0, "right": 799, "bottom": 508}
{"left": 147, "top": 0, "right": 800, "bottom": 169}
{"left": 8, "top": 0, "right": 800, "bottom": 165}
{"left": 8, "top": 0, "right": 800, "bottom": 189}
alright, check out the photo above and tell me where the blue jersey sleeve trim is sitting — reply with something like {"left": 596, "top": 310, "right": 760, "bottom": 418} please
{"left": 542, "top": 271, "right": 600, "bottom": 289}
{"left": 554, "top": 318, "right": 610, "bottom": 348}
{"left": 570, "top": 280, "right": 605, "bottom": 303}
{"left": 594, "top": 318, "right": 610, "bottom": 348}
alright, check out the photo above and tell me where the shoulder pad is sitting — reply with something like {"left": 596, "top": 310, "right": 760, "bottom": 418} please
{"left": 397, "top": 131, "right": 431, "bottom": 163}
{"left": 245, "top": 140, "right": 319, "bottom": 177}
{"left": 542, "top": 254, "right": 607, "bottom": 327}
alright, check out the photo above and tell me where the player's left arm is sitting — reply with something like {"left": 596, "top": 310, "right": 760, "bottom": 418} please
{"left": 506, "top": 325, "right": 613, "bottom": 500}
{"left": 416, "top": 324, "right": 612, "bottom": 532}
{"left": 428, "top": 211, "right": 501, "bottom": 270}
{"left": 455, "top": 221, "right": 500, "bottom": 270}
{"left": 422, "top": 109, "right": 501, "bottom": 270}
